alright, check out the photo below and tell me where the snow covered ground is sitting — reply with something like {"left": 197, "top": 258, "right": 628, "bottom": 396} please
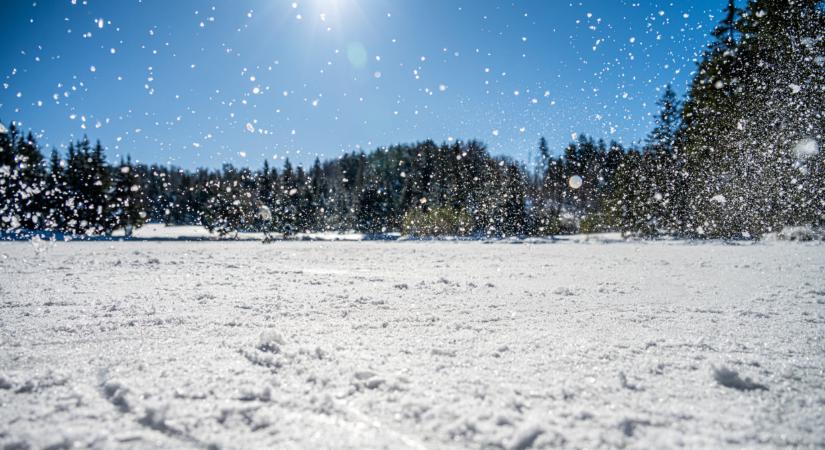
{"left": 126, "top": 224, "right": 385, "bottom": 242}
{"left": 0, "top": 239, "right": 823, "bottom": 449}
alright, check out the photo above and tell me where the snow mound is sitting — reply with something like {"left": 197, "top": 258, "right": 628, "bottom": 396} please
{"left": 257, "top": 330, "right": 285, "bottom": 353}
{"left": 352, "top": 370, "right": 385, "bottom": 390}
{"left": 552, "top": 286, "right": 577, "bottom": 296}
{"left": 0, "top": 375, "right": 13, "bottom": 390}
{"left": 773, "top": 226, "right": 824, "bottom": 242}
{"left": 101, "top": 379, "right": 132, "bottom": 412}
{"left": 713, "top": 366, "right": 768, "bottom": 391}
{"left": 507, "top": 423, "right": 544, "bottom": 450}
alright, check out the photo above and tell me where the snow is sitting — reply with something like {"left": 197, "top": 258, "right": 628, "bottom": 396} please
{"left": 792, "top": 138, "right": 819, "bottom": 159}
{"left": 256, "top": 206, "right": 273, "bottom": 222}
{"left": 767, "top": 226, "right": 825, "bottom": 242}
{"left": 120, "top": 224, "right": 367, "bottom": 242}
{"left": 712, "top": 366, "right": 768, "bottom": 392}
{"left": 0, "top": 239, "right": 823, "bottom": 448}
{"left": 128, "top": 224, "right": 221, "bottom": 240}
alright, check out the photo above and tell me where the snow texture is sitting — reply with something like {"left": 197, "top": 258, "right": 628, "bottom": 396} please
{"left": 0, "top": 239, "right": 823, "bottom": 449}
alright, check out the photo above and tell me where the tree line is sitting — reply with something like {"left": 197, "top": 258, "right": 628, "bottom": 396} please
{"left": 1, "top": 0, "right": 822, "bottom": 239}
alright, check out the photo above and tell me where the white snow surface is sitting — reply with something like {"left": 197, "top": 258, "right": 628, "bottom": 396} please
{"left": 0, "top": 240, "right": 823, "bottom": 449}
{"left": 123, "top": 224, "right": 383, "bottom": 242}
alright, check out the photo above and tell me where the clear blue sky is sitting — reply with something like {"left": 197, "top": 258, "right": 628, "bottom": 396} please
{"left": 1, "top": 0, "right": 725, "bottom": 169}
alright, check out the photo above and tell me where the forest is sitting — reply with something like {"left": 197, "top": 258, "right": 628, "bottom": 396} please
{"left": 1, "top": 0, "right": 823, "bottom": 239}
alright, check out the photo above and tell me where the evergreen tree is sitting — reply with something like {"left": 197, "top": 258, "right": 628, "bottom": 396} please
{"left": 279, "top": 158, "right": 299, "bottom": 236}
{"left": 110, "top": 156, "right": 147, "bottom": 237}
{"left": 0, "top": 125, "right": 47, "bottom": 230}
{"left": 44, "top": 149, "right": 69, "bottom": 231}
{"left": 0, "top": 122, "right": 21, "bottom": 229}
{"left": 64, "top": 138, "right": 112, "bottom": 234}
{"left": 679, "top": 0, "right": 744, "bottom": 236}
{"left": 537, "top": 136, "right": 551, "bottom": 181}
{"left": 308, "top": 158, "right": 327, "bottom": 230}
{"left": 680, "top": 0, "right": 824, "bottom": 237}
{"left": 200, "top": 165, "right": 254, "bottom": 237}
{"left": 608, "top": 148, "right": 647, "bottom": 234}
{"left": 14, "top": 132, "right": 47, "bottom": 229}
{"left": 636, "top": 85, "right": 684, "bottom": 235}
{"left": 731, "top": 0, "right": 824, "bottom": 232}
{"left": 646, "top": 86, "right": 681, "bottom": 156}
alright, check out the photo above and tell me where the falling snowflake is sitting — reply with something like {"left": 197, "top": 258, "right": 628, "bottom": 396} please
{"left": 792, "top": 138, "right": 818, "bottom": 159}
{"left": 568, "top": 175, "right": 583, "bottom": 189}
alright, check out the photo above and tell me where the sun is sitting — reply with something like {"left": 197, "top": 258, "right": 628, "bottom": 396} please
{"left": 307, "top": 0, "right": 361, "bottom": 23}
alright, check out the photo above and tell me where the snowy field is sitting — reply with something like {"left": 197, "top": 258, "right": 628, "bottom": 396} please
{"left": 1, "top": 240, "right": 823, "bottom": 449}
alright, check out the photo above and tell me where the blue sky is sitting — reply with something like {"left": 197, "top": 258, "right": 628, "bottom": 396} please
{"left": 1, "top": 0, "right": 724, "bottom": 169}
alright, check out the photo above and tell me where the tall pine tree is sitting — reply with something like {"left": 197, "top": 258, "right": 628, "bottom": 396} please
{"left": 110, "top": 156, "right": 147, "bottom": 237}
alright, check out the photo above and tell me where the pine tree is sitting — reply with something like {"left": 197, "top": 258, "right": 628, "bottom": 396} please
{"left": 14, "top": 133, "right": 47, "bottom": 229}
{"left": 0, "top": 122, "right": 20, "bottom": 229}
{"left": 646, "top": 86, "right": 680, "bottom": 156}
{"left": 110, "top": 156, "right": 147, "bottom": 237}
{"left": 680, "top": 0, "right": 824, "bottom": 237}
{"left": 308, "top": 158, "right": 327, "bottom": 230}
{"left": 200, "top": 165, "right": 254, "bottom": 237}
{"left": 638, "top": 85, "right": 684, "bottom": 235}
{"left": 279, "top": 158, "right": 299, "bottom": 236}
{"left": 0, "top": 125, "right": 48, "bottom": 230}
{"left": 730, "top": 0, "right": 825, "bottom": 233}
{"left": 537, "top": 137, "right": 550, "bottom": 180}
{"left": 608, "top": 148, "right": 646, "bottom": 234}
{"left": 680, "top": 0, "right": 744, "bottom": 237}
{"left": 712, "top": 0, "right": 742, "bottom": 49}
{"left": 253, "top": 159, "right": 277, "bottom": 235}
{"left": 64, "top": 138, "right": 112, "bottom": 234}
{"left": 44, "top": 149, "right": 69, "bottom": 231}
